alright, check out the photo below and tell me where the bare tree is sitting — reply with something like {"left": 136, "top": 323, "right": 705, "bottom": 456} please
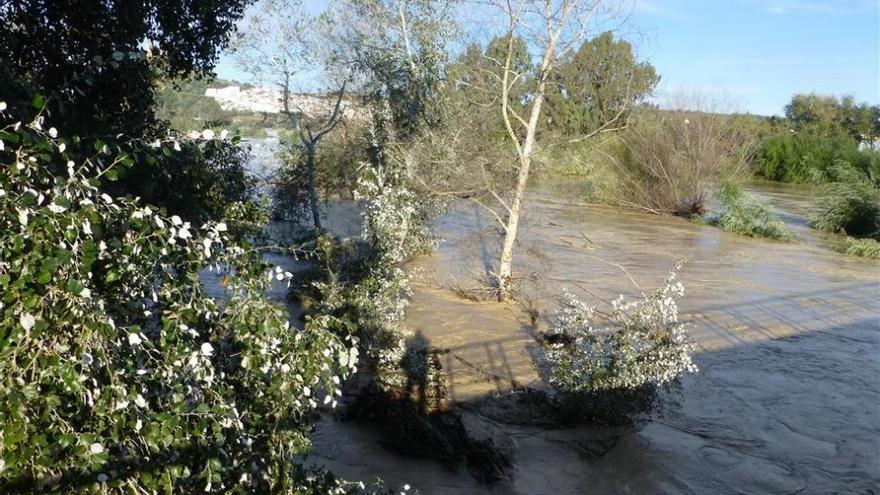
{"left": 294, "top": 82, "right": 348, "bottom": 230}
{"left": 230, "top": 0, "right": 307, "bottom": 119}
{"left": 484, "top": 0, "right": 613, "bottom": 299}
{"left": 231, "top": 0, "right": 351, "bottom": 231}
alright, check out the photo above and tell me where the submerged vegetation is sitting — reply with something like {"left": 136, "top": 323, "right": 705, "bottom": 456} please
{"left": 600, "top": 107, "right": 753, "bottom": 216}
{"left": 835, "top": 237, "right": 880, "bottom": 259}
{"left": 708, "top": 182, "right": 797, "bottom": 241}
{"left": 812, "top": 183, "right": 880, "bottom": 259}
{"left": 812, "top": 183, "right": 880, "bottom": 240}
{"left": 545, "top": 265, "right": 697, "bottom": 423}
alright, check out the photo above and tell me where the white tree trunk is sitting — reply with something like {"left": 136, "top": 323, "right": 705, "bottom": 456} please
{"left": 491, "top": 0, "right": 584, "bottom": 300}
{"left": 496, "top": 88, "right": 546, "bottom": 298}
{"left": 495, "top": 157, "right": 528, "bottom": 291}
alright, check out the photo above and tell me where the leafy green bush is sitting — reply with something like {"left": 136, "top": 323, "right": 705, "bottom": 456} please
{"left": 835, "top": 237, "right": 880, "bottom": 259}
{"left": 0, "top": 106, "right": 363, "bottom": 492}
{"left": 544, "top": 265, "right": 697, "bottom": 422}
{"left": 709, "top": 182, "right": 797, "bottom": 241}
{"left": 107, "top": 126, "right": 256, "bottom": 223}
{"left": 812, "top": 183, "right": 880, "bottom": 240}
{"left": 754, "top": 132, "right": 880, "bottom": 186}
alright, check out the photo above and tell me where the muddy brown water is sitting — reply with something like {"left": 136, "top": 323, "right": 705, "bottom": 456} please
{"left": 299, "top": 183, "right": 879, "bottom": 494}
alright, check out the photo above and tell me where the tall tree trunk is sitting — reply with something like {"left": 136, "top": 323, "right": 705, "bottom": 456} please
{"left": 305, "top": 142, "right": 322, "bottom": 231}
{"left": 495, "top": 157, "right": 528, "bottom": 294}
{"left": 281, "top": 71, "right": 291, "bottom": 116}
{"left": 496, "top": 82, "right": 547, "bottom": 299}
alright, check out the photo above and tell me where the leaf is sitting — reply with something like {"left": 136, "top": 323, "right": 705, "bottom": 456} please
{"left": 31, "top": 94, "right": 44, "bottom": 109}
{"left": 67, "top": 279, "right": 84, "bottom": 295}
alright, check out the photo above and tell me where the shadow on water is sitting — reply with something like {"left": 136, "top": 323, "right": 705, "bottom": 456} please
{"left": 472, "top": 205, "right": 498, "bottom": 282}
{"left": 308, "top": 314, "right": 879, "bottom": 494}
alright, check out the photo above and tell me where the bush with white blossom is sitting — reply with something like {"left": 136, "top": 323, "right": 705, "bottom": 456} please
{"left": 356, "top": 162, "right": 438, "bottom": 264}
{"left": 311, "top": 159, "right": 437, "bottom": 345}
{"left": 0, "top": 104, "right": 365, "bottom": 492}
{"left": 545, "top": 264, "right": 697, "bottom": 408}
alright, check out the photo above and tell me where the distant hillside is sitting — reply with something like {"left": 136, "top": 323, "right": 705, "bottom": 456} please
{"left": 206, "top": 85, "right": 363, "bottom": 119}
{"left": 154, "top": 78, "right": 279, "bottom": 137}
{"left": 155, "top": 79, "right": 361, "bottom": 138}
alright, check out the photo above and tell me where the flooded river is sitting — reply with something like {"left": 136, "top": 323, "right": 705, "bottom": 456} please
{"left": 305, "top": 182, "right": 880, "bottom": 494}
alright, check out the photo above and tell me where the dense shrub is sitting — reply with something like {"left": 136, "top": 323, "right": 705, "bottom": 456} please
{"left": 0, "top": 107, "right": 364, "bottom": 493}
{"left": 356, "top": 162, "right": 439, "bottom": 264}
{"left": 811, "top": 183, "right": 880, "bottom": 240}
{"left": 108, "top": 127, "right": 256, "bottom": 223}
{"left": 754, "top": 132, "right": 880, "bottom": 186}
{"left": 544, "top": 265, "right": 697, "bottom": 422}
{"left": 0, "top": 0, "right": 250, "bottom": 137}
{"left": 300, "top": 158, "right": 439, "bottom": 368}
{"left": 836, "top": 237, "right": 880, "bottom": 259}
{"left": 604, "top": 109, "right": 753, "bottom": 216}
{"left": 271, "top": 126, "right": 364, "bottom": 224}
{"left": 708, "top": 182, "right": 797, "bottom": 241}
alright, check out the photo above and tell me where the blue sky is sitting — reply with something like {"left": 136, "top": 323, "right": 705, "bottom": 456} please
{"left": 628, "top": 0, "right": 879, "bottom": 115}
{"left": 214, "top": 0, "right": 879, "bottom": 116}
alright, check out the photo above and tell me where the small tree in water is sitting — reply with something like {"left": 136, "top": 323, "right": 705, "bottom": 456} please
{"left": 444, "top": 0, "right": 629, "bottom": 299}
{"left": 232, "top": 0, "right": 351, "bottom": 231}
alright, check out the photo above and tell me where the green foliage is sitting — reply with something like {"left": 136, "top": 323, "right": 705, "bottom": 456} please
{"left": 545, "top": 32, "right": 659, "bottom": 136}
{"left": 835, "top": 237, "right": 880, "bottom": 259}
{"left": 445, "top": 37, "right": 532, "bottom": 144}
{"left": 709, "top": 182, "right": 796, "bottom": 241}
{"left": 0, "top": 108, "right": 363, "bottom": 493}
{"left": 784, "top": 93, "right": 879, "bottom": 144}
{"left": 754, "top": 132, "right": 880, "bottom": 186}
{"left": 811, "top": 183, "right": 880, "bottom": 240}
{"left": 0, "top": 0, "right": 251, "bottom": 137}
{"left": 109, "top": 128, "right": 256, "bottom": 224}
{"left": 324, "top": 0, "right": 457, "bottom": 140}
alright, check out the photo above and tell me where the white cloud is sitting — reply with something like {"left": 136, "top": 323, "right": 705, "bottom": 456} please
{"left": 758, "top": 0, "right": 877, "bottom": 16}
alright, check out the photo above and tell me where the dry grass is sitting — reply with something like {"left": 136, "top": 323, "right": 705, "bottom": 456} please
{"left": 602, "top": 105, "right": 754, "bottom": 216}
